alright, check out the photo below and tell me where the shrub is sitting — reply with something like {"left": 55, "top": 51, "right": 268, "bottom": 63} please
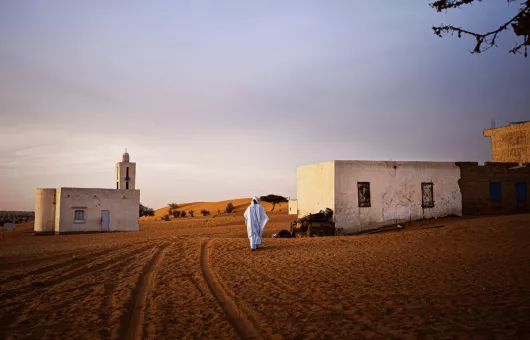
{"left": 180, "top": 210, "right": 187, "bottom": 218}
{"left": 172, "top": 210, "right": 180, "bottom": 218}
{"left": 200, "top": 209, "right": 211, "bottom": 216}
{"left": 139, "top": 203, "right": 155, "bottom": 217}
{"left": 188, "top": 210, "right": 194, "bottom": 217}
{"left": 168, "top": 203, "right": 179, "bottom": 209}
{"left": 225, "top": 202, "right": 234, "bottom": 213}
{"left": 163, "top": 214, "right": 170, "bottom": 221}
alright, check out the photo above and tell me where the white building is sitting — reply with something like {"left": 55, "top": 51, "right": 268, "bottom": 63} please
{"left": 34, "top": 151, "right": 140, "bottom": 234}
{"left": 297, "top": 161, "right": 462, "bottom": 234}
{"left": 288, "top": 199, "right": 298, "bottom": 215}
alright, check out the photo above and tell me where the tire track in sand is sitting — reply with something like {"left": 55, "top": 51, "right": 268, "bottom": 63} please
{"left": 118, "top": 242, "right": 170, "bottom": 340}
{"left": 201, "top": 239, "right": 262, "bottom": 340}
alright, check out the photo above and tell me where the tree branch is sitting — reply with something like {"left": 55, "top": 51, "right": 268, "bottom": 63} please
{"left": 432, "top": 1, "right": 530, "bottom": 56}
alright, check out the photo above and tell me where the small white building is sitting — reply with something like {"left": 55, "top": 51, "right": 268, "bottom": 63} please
{"left": 34, "top": 151, "right": 140, "bottom": 234}
{"left": 297, "top": 160, "right": 462, "bottom": 234}
{"left": 288, "top": 199, "right": 298, "bottom": 215}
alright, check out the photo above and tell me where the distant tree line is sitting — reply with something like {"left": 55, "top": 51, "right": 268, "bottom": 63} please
{"left": 0, "top": 211, "right": 35, "bottom": 225}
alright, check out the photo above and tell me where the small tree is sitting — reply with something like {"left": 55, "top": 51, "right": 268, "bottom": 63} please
{"left": 180, "top": 210, "right": 187, "bottom": 218}
{"left": 225, "top": 202, "right": 234, "bottom": 213}
{"left": 201, "top": 209, "right": 211, "bottom": 216}
{"left": 163, "top": 214, "right": 170, "bottom": 221}
{"left": 172, "top": 210, "right": 180, "bottom": 218}
{"left": 188, "top": 210, "right": 194, "bottom": 217}
{"left": 139, "top": 203, "right": 155, "bottom": 217}
{"left": 168, "top": 202, "right": 179, "bottom": 209}
{"left": 260, "top": 194, "right": 288, "bottom": 212}
{"left": 217, "top": 209, "right": 221, "bottom": 215}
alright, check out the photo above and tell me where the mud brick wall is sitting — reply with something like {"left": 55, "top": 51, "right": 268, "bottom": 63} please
{"left": 457, "top": 163, "right": 530, "bottom": 215}
{"left": 484, "top": 123, "right": 530, "bottom": 165}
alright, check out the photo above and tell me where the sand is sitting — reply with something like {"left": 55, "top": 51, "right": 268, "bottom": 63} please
{"left": 1, "top": 212, "right": 530, "bottom": 339}
{"left": 141, "top": 198, "right": 284, "bottom": 221}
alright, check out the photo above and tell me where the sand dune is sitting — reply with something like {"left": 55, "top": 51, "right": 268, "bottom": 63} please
{"left": 141, "top": 198, "right": 286, "bottom": 221}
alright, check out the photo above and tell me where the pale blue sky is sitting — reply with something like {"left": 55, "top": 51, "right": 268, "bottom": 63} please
{"left": 0, "top": 1, "right": 528, "bottom": 210}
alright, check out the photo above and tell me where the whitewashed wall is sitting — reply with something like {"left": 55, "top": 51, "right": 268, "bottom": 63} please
{"left": 55, "top": 188, "right": 140, "bottom": 233}
{"left": 334, "top": 161, "right": 462, "bottom": 233}
{"left": 34, "top": 188, "right": 56, "bottom": 234}
{"left": 288, "top": 200, "right": 298, "bottom": 215}
{"left": 297, "top": 161, "right": 335, "bottom": 218}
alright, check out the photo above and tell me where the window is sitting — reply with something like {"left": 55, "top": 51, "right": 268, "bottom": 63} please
{"left": 358, "top": 182, "right": 371, "bottom": 207}
{"left": 74, "top": 210, "right": 85, "bottom": 222}
{"left": 126, "top": 182, "right": 129, "bottom": 189}
{"left": 126, "top": 167, "right": 129, "bottom": 178}
{"left": 516, "top": 182, "right": 527, "bottom": 202}
{"left": 490, "top": 182, "right": 502, "bottom": 202}
{"left": 421, "top": 183, "right": 434, "bottom": 208}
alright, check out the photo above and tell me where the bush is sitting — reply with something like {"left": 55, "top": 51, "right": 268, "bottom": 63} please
{"left": 180, "top": 210, "right": 187, "bottom": 218}
{"left": 172, "top": 210, "right": 180, "bottom": 218}
{"left": 188, "top": 210, "right": 194, "bottom": 217}
{"left": 168, "top": 202, "right": 179, "bottom": 209}
{"left": 200, "top": 209, "right": 211, "bottom": 216}
{"left": 225, "top": 202, "right": 234, "bottom": 213}
{"left": 163, "top": 214, "right": 170, "bottom": 221}
{"left": 139, "top": 203, "right": 155, "bottom": 217}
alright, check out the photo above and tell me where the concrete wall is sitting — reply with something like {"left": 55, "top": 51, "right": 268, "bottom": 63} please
{"left": 458, "top": 163, "right": 530, "bottom": 215}
{"left": 55, "top": 188, "right": 140, "bottom": 233}
{"left": 297, "top": 161, "right": 335, "bottom": 218}
{"left": 34, "top": 188, "right": 56, "bottom": 234}
{"left": 334, "top": 161, "right": 462, "bottom": 233}
{"left": 484, "top": 123, "right": 530, "bottom": 165}
{"left": 288, "top": 200, "right": 298, "bottom": 215}
{"left": 116, "top": 162, "right": 136, "bottom": 190}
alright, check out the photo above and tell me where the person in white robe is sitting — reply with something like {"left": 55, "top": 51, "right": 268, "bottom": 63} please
{"left": 244, "top": 196, "right": 269, "bottom": 251}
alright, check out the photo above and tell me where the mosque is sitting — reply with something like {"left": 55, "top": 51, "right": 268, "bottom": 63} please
{"left": 34, "top": 150, "right": 140, "bottom": 234}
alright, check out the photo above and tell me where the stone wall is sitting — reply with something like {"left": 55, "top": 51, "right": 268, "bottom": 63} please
{"left": 484, "top": 122, "right": 530, "bottom": 165}
{"left": 457, "top": 162, "right": 530, "bottom": 215}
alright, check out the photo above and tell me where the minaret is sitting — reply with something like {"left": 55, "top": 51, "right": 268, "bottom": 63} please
{"left": 116, "top": 149, "right": 136, "bottom": 190}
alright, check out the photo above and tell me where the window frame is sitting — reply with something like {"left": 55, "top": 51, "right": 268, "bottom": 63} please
{"left": 489, "top": 182, "right": 502, "bottom": 203}
{"left": 73, "top": 209, "right": 85, "bottom": 223}
{"left": 516, "top": 182, "right": 527, "bottom": 203}
{"left": 421, "top": 182, "right": 435, "bottom": 208}
{"left": 357, "top": 182, "right": 371, "bottom": 208}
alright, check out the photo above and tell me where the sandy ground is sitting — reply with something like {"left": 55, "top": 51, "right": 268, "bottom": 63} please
{"left": 1, "top": 212, "right": 530, "bottom": 339}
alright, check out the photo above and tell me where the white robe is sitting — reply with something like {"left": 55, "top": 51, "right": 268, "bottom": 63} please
{"left": 244, "top": 201, "right": 269, "bottom": 246}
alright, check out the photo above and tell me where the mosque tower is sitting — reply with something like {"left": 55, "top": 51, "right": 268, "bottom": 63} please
{"left": 116, "top": 149, "right": 136, "bottom": 190}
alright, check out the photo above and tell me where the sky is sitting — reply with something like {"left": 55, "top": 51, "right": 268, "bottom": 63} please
{"left": 1, "top": 1, "right": 529, "bottom": 211}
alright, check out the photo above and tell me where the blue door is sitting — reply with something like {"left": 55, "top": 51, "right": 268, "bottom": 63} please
{"left": 101, "top": 210, "right": 110, "bottom": 231}
{"left": 490, "top": 182, "right": 501, "bottom": 202}
{"left": 516, "top": 182, "right": 527, "bottom": 202}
